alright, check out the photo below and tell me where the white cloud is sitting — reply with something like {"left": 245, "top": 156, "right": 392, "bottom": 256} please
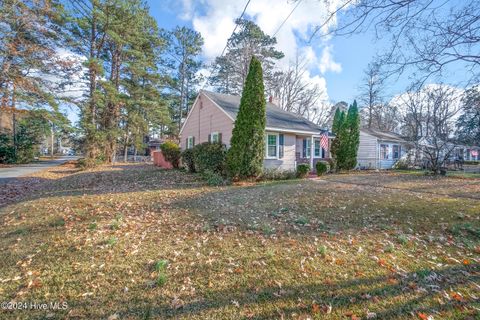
{"left": 174, "top": 0, "right": 347, "bottom": 101}
{"left": 319, "top": 45, "right": 342, "bottom": 74}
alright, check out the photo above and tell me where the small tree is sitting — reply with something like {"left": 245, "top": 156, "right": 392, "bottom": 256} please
{"left": 343, "top": 101, "right": 360, "bottom": 169}
{"left": 335, "top": 101, "right": 360, "bottom": 170}
{"left": 226, "top": 56, "right": 266, "bottom": 179}
{"left": 330, "top": 107, "right": 345, "bottom": 170}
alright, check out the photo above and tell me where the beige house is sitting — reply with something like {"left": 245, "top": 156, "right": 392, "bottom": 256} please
{"left": 180, "top": 90, "right": 332, "bottom": 171}
{"left": 357, "top": 128, "right": 410, "bottom": 169}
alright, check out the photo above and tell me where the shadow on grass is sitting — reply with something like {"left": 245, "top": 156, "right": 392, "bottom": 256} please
{"left": 70, "top": 263, "right": 478, "bottom": 319}
{"left": 0, "top": 164, "right": 205, "bottom": 209}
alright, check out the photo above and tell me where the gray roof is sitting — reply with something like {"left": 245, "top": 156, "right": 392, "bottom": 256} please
{"left": 203, "top": 90, "right": 327, "bottom": 134}
{"left": 361, "top": 128, "right": 408, "bottom": 143}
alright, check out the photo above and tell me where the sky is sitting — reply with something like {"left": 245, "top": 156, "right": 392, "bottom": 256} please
{"left": 149, "top": 0, "right": 392, "bottom": 105}
{"left": 62, "top": 0, "right": 465, "bottom": 125}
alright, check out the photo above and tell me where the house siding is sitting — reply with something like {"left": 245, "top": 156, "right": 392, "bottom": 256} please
{"left": 377, "top": 141, "right": 407, "bottom": 169}
{"left": 357, "top": 131, "right": 378, "bottom": 169}
{"left": 180, "top": 93, "right": 234, "bottom": 150}
{"left": 263, "top": 133, "right": 296, "bottom": 171}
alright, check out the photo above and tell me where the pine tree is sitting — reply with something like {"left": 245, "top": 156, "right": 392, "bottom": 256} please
{"left": 342, "top": 101, "right": 360, "bottom": 170}
{"left": 211, "top": 19, "right": 284, "bottom": 95}
{"left": 226, "top": 56, "right": 266, "bottom": 179}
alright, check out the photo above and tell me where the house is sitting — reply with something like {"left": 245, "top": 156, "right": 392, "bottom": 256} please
{"left": 179, "top": 90, "right": 333, "bottom": 171}
{"left": 357, "top": 128, "right": 410, "bottom": 169}
{"left": 456, "top": 145, "right": 480, "bottom": 162}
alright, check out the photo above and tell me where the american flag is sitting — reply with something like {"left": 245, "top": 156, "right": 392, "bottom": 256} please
{"left": 320, "top": 133, "right": 329, "bottom": 150}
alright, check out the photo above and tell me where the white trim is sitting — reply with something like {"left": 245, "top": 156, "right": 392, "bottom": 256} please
{"left": 265, "top": 132, "right": 279, "bottom": 159}
{"left": 266, "top": 126, "right": 320, "bottom": 135}
{"left": 187, "top": 136, "right": 194, "bottom": 149}
{"left": 313, "top": 138, "right": 322, "bottom": 158}
{"left": 179, "top": 94, "right": 201, "bottom": 136}
{"left": 210, "top": 131, "right": 220, "bottom": 143}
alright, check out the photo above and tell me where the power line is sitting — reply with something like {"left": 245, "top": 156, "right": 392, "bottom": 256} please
{"left": 218, "top": 0, "right": 251, "bottom": 58}
{"left": 272, "top": 0, "right": 303, "bottom": 37}
{"left": 202, "top": 0, "right": 252, "bottom": 89}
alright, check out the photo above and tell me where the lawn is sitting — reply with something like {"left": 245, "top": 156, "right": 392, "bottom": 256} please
{"left": 0, "top": 163, "right": 479, "bottom": 319}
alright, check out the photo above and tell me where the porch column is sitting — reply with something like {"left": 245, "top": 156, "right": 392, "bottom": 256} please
{"left": 310, "top": 135, "right": 314, "bottom": 170}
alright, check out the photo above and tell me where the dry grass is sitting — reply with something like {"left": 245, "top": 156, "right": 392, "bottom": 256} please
{"left": 0, "top": 164, "right": 479, "bottom": 319}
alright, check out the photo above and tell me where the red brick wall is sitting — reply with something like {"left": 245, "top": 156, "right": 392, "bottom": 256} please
{"left": 152, "top": 151, "right": 173, "bottom": 169}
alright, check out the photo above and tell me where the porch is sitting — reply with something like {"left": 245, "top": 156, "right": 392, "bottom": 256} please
{"left": 295, "top": 134, "right": 331, "bottom": 172}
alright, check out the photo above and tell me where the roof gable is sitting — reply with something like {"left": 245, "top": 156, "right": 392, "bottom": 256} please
{"left": 202, "top": 90, "right": 325, "bottom": 134}
{"left": 361, "top": 128, "right": 407, "bottom": 143}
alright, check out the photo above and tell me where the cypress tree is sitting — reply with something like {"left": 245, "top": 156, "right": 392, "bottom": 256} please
{"left": 226, "top": 56, "right": 266, "bottom": 179}
{"left": 330, "top": 108, "right": 345, "bottom": 169}
{"left": 343, "top": 100, "right": 360, "bottom": 170}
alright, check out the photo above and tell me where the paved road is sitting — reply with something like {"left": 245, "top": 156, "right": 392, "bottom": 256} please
{"left": 0, "top": 156, "right": 78, "bottom": 183}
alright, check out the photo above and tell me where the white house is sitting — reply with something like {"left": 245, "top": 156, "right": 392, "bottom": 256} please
{"left": 357, "top": 128, "right": 410, "bottom": 169}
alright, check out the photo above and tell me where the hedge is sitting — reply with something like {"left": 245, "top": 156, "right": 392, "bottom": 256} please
{"left": 296, "top": 163, "right": 310, "bottom": 178}
{"left": 193, "top": 142, "right": 226, "bottom": 174}
{"left": 160, "top": 141, "right": 181, "bottom": 169}
{"left": 181, "top": 149, "right": 196, "bottom": 172}
{"left": 316, "top": 161, "right": 329, "bottom": 176}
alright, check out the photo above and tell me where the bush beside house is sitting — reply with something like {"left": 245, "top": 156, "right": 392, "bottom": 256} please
{"left": 160, "top": 141, "right": 181, "bottom": 169}
{"left": 296, "top": 164, "right": 310, "bottom": 178}
{"left": 181, "top": 149, "right": 196, "bottom": 172}
{"left": 192, "top": 142, "right": 226, "bottom": 174}
{"left": 316, "top": 161, "right": 329, "bottom": 176}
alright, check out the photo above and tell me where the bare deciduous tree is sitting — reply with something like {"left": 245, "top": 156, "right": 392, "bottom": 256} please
{"left": 395, "top": 84, "right": 462, "bottom": 173}
{"left": 270, "top": 53, "right": 330, "bottom": 127}
{"left": 310, "top": 0, "right": 480, "bottom": 85}
{"left": 358, "top": 62, "right": 385, "bottom": 128}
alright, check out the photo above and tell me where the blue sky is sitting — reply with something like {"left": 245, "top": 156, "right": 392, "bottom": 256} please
{"left": 62, "top": 0, "right": 467, "bottom": 125}
{"left": 148, "top": 0, "right": 392, "bottom": 104}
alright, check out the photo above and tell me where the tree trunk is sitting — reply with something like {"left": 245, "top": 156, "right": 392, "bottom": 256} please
{"left": 86, "top": 1, "right": 98, "bottom": 163}
{"left": 11, "top": 81, "right": 16, "bottom": 159}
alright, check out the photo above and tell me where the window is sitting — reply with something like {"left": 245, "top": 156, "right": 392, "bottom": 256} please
{"left": 392, "top": 145, "right": 401, "bottom": 159}
{"left": 314, "top": 139, "right": 321, "bottom": 157}
{"left": 187, "top": 136, "right": 194, "bottom": 149}
{"left": 209, "top": 132, "right": 220, "bottom": 143}
{"left": 266, "top": 133, "right": 278, "bottom": 158}
{"left": 380, "top": 144, "right": 389, "bottom": 160}
{"left": 304, "top": 138, "right": 311, "bottom": 158}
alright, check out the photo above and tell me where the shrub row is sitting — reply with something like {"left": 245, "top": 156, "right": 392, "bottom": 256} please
{"left": 154, "top": 141, "right": 333, "bottom": 183}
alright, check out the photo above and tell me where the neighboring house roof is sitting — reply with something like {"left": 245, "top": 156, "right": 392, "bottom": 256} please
{"left": 202, "top": 90, "right": 329, "bottom": 135}
{"left": 361, "top": 128, "right": 408, "bottom": 144}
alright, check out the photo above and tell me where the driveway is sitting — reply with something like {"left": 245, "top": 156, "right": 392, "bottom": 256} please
{"left": 0, "top": 156, "right": 78, "bottom": 183}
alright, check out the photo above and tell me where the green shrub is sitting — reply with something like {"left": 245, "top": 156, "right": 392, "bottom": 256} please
{"left": 0, "top": 133, "right": 16, "bottom": 164}
{"left": 296, "top": 164, "right": 310, "bottom": 178}
{"left": 193, "top": 142, "right": 226, "bottom": 174}
{"left": 316, "top": 161, "right": 329, "bottom": 176}
{"left": 259, "top": 169, "right": 297, "bottom": 181}
{"left": 160, "top": 141, "right": 181, "bottom": 168}
{"left": 202, "top": 169, "right": 226, "bottom": 186}
{"left": 181, "top": 148, "right": 196, "bottom": 172}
